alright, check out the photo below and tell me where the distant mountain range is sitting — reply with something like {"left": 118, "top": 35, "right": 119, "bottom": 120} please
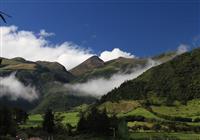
{"left": 0, "top": 51, "right": 177, "bottom": 112}
{"left": 71, "top": 51, "right": 176, "bottom": 83}
{"left": 0, "top": 57, "right": 92, "bottom": 112}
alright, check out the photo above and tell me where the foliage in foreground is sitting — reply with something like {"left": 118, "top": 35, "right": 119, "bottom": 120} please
{"left": 77, "top": 106, "right": 130, "bottom": 139}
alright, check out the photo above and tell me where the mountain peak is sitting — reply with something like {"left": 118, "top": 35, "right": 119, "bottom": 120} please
{"left": 70, "top": 56, "right": 104, "bottom": 76}
{"left": 86, "top": 55, "right": 104, "bottom": 63}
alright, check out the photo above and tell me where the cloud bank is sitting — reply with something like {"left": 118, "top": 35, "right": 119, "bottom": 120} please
{"left": 0, "top": 26, "right": 134, "bottom": 69}
{"left": 65, "top": 59, "right": 159, "bottom": 97}
{"left": 0, "top": 73, "right": 38, "bottom": 102}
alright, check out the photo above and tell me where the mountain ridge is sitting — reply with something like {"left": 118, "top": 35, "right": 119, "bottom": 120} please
{"left": 101, "top": 48, "right": 200, "bottom": 104}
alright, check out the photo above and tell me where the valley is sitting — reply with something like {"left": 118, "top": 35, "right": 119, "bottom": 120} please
{"left": 1, "top": 48, "right": 200, "bottom": 140}
{"left": 0, "top": 2, "right": 199, "bottom": 139}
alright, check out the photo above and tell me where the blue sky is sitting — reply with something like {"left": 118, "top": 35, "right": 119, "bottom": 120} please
{"left": 0, "top": 0, "right": 200, "bottom": 57}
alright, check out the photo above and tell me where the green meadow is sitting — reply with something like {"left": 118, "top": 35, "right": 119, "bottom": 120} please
{"left": 20, "top": 99, "right": 200, "bottom": 140}
{"left": 21, "top": 111, "right": 80, "bottom": 128}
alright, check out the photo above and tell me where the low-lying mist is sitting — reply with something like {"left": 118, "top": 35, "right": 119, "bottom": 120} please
{"left": 65, "top": 59, "right": 160, "bottom": 97}
{"left": 0, "top": 73, "right": 38, "bottom": 102}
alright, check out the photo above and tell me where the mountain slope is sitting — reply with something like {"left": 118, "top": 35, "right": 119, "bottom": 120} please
{"left": 70, "top": 56, "right": 104, "bottom": 76}
{"left": 0, "top": 50, "right": 177, "bottom": 111}
{"left": 0, "top": 57, "right": 97, "bottom": 111}
{"left": 101, "top": 48, "right": 200, "bottom": 104}
{"left": 72, "top": 57, "right": 148, "bottom": 82}
{"left": 72, "top": 52, "right": 176, "bottom": 83}
{"left": 0, "top": 57, "right": 75, "bottom": 85}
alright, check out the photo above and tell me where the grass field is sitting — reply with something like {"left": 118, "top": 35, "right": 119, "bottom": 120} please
{"left": 22, "top": 111, "right": 80, "bottom": 128}
{"left": 151, "top": 99, "right": 200, "bottom": 119}
{"left": 22, "top": 99, "right": 200, "bottom": 139}
{"left": 118, "top": 107, "right": 161, "bottom": 119}
{"left": 128, "top": 121, "right": 154, "bottom": 128}
{"left": 22, "top": 114, "right": 43, "bottom": 128}
{"left": 99, "top": 100, "right": 141, "bottom": 114}
{"left": 20, "top": 103, "right": 200, "bottom": 140}
{"left": 60, "top": 112, "right": 80, "bottom": 127}
{"left": 130, "top": 132, "right": 200, "bottom": 140}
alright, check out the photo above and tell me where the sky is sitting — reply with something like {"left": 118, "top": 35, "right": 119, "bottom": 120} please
{"left": 0, "top": 0, "right": 200, "bottom": 69}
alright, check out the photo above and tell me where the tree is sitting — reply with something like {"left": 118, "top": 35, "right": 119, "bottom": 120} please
{"left": 109, "top": 115, "right": 119, "bottom": 138}
{"left": 77, "top": 107, "right": 110, "bottom": 135}
{"left": 77, "top": 112, "right": 87, "bottom": 131}
{"left": 66, "top": 123, "right": 73, "bottom": 135}
{"left": 42, "top": 109, "right": 55, "bottom": 133}
{"left": 54, "top": 112, "right": 64, "bottom": 129}
{"left": 14, "top": 108, "right": 28, "bottom": 124}
{"left": 0, "top": 106, "right": 16, "bottom": 136}
{"left": 117, "top": 119, "right": 129, "bottom": 140}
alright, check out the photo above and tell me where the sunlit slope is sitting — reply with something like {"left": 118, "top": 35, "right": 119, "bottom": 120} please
{"left": 101, "top": 48, "right": 200, "bottom": 103}
{"left": 0, "top": 57, "right": 75, "bottom": 85}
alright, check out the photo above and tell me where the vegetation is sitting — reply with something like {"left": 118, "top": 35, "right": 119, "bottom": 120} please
{"left": 77, "top": 107, "right": 110, "bottom": 135}
{"left": 73, "top": 57, "right": 148, "bottom": 82}
{"left": 42, "top": 109, "right": 55, "bottom": 133}
{"left": 98, "top": 100, "right": 141, "bottom": 114}
{"left": 0, "top": 106, "right": 28, "bottom": 138}
{"left": 129, "top": 132, "right": 200, "bottom": 140}
{"left": 0, "top": 57, "right": 96, "bottom": 112}
{"left": 1, "top": 48, "right": 200, "bottom": 139}
{"left": 23, "top": 111, "right": 80, "bottom": 129}
{"left": 102, "top": 48, "right": 200, "bottom": 103}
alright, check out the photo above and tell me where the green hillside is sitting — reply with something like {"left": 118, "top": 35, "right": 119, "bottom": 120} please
{"left": 0, "top": 57, "right": 75, "bottom": 85}
{"left": 101, "top": 48, "right": 200, "bottom": 104}
{"left": 0, "top": 57, "right": 96, "bottom": 111}
{"left": 32, "top": 82, "right": 96, "bottom": 113}
{"left": 72, "top": 52, "right": 176, "bottom": 83}
{"left": 0, "top": 51, "right": 177, "bottom": 112}
{"left": 73, "top": 57, "right": 148, "bottom": 82}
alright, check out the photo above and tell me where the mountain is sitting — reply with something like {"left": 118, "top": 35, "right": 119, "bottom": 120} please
{"left": 101, "top": 48, "right": 200, "bottom": 104}
{"left": 0, "top": 57, "right": 96, "bottom": 112}
{"left": 72, "top": 52, "right": 176, "bottom": 83}
{"left": 0, "top": 51, "right": 176, "bottom": 112}
{"left": 70, "top": 56, "right": 104, "bottom": 76}
{"left": 0, "top": 57, "right": 74, "bottom": 85}
{"left": 71, "top": 57, "right": 148, "bottom": 82}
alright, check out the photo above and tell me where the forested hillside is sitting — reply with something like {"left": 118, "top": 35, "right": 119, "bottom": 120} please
{"left": 101, "top": 48, "right": 200, "bottom": 104}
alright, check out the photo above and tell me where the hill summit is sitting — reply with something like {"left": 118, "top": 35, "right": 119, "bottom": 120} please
{"left": 70, "top": 56, "right": 104, "bottom": 76}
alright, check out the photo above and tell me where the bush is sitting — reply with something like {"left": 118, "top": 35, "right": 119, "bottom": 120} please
{"left": 125, "top": 115, "right": 145, "bottom": 122}
{"left": 152, "top": 123, "right": 161, "bottom": 131}
{"left": 117, "top": 119, "right": 129, "bottom": 140}
{"left": 77, "top": 107, "right": 110, "bottom": 135}
{"left": 42, "top": 109, "right": 55, "bottom": 133}
{"left": 77, "top": 107, "right": 130, "bottom": 139}
{"left": 194, "top": 118, "right": 200, "bottom": 122}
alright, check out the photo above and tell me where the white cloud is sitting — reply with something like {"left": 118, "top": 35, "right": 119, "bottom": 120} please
{"left": 176, "top": 44, "right": 189, "bottom": 55}
{"left": 100, "top": 48, "right": 135, "bottom": 61}
{"left": 39, "top": 29, "right": 55, "bottom": 37}
{"left": 65, "top": 59, "right": 159, "bottom": 97}
{"left": 0, "top": 73, "right": 38, "bottom": 102}
{"left": 0, "top": 26, "right": 94, "bottom": 69}
{"left": 0, "top": 26, "right": 135, "bottom": 69}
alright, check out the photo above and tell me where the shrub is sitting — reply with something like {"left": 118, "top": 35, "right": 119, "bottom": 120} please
{"left": 194, "top": 118, "right": 200, "bottom": 122}
{"left": 117, "top": 119, "right": 129, "bottom": 140}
